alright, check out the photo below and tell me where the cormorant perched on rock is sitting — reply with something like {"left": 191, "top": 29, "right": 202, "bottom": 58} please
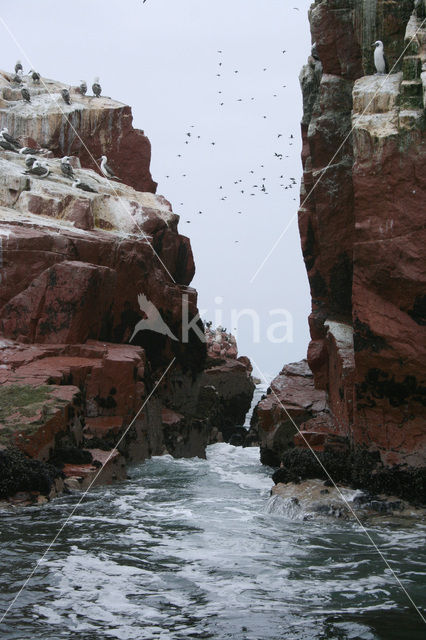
{"left": 15, "top": 60, "right": 23, "bottom": 74}
{"left": 21, "top": 87, "right": 31, "bottom": 103}
{"left": 61, "top": 88, "right": 71, "bottom": 105}
{"left": 372, "top": 40, "right": 388, "bottom": 74}
{"left": 73, "top": 179, "right": 98, "bottom": 193}
{"left": 29, "top": 70, "right": 40, "bottom": 84}
{"left": 1, "top": 128, "right": 21, "bottom": 148}
{"left": 24, "top": 160, "right": 50, "bottom": 178}
{"left": 78, "top": 80, "right": 87, "bottom": 95}
{"left": 92, "top": 77, "right": 102, "bottom": 97}
{"left": 60, "top": 156, "right": 74, "bottom": 179}
{"left": 99, "top": 155, "right": 120, "bottom": 180}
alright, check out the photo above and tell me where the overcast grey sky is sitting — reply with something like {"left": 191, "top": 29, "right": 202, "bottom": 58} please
{"left": 0, "top": 0, "right": 313, "bottom": 378}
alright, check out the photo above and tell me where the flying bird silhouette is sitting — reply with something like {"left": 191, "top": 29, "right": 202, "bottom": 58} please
{"left": 129, "top": 294, "right": 178, "bottom": 342}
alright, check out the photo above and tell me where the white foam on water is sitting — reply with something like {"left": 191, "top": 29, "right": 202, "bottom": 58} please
{"left": 1, "top": 438, "right": 425, "bottom": 639}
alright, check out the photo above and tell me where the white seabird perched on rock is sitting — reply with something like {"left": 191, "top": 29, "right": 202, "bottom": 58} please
{"left": 19, "top": 146, "right": 41, "bottom": 155}
{"left": 99, "top": 155, "right": 121, "bottom": 180}
{"left": 28, "top": 69, "right": 41, "bottom": 84}
{"left": 25, "top": 155, "right": 38, "bottom": 168}
{"left": 73, "top": 178, "right": 98, "bottom": 193}
{"left": 12, "top": 70, "right": 23, "bottom": 85}
{"left": 92, "top": 77, "right": 102, "bottom": 97}
{"left": 60, "top": 156, "right": 75, "bottom": 179}
{"left": 24, "top": 160, "right": 50, "bottom": 178}
{"left": 21, "top": 87, "right": 31, "bottom": 103}
{"left": 0, "top": 137, "right": 18, "bottom": 152}
{"left": 78, "top": 80, "right": 87, "bottom": 96}
{"left": 15, "top": 60, "right": 23, "bottom": 74}
{"left": 372, "top": 40, "right": 388, "bottom": 74}
{"left": 61, "top": 88, "right": 71, "bottom": 105}
{"left": 1, "top": 128, "right": 22, "bottom": 148}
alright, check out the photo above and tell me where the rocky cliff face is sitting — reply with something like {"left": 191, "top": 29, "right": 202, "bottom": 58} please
{"left": 0, "top": 72, "right": 254, "bottom": 504}
{"left": 253, "top": 0, "right": 426, "bottom": 503}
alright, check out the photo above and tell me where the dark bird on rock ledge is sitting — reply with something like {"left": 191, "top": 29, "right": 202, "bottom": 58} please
{"left": 1, "top": 128, "right": 21, "bottom": 148}
{"left": 372, "top": 40, "right": 388, "bottom": 74}
{"left": 61, "top": 156, "right": 75, "bottom": 179}
{"left": 28, "top": 70, "right": 40, "bottom": 84}
{"left": 15, "top": 60, "right": 23, "bottom": 74}
{"left": 73, "top": 179, "right": 98, "bottom": 193}
{"left": 92, "top": 77, "right": 102, "bottom": 97}
{"left": 78, "top": 80, "right": 87, "bottom": 96}
{"left": 61, "top": 88, "right": 71, "bottom": 105}
{"left": 24, "top": 160, "right": 50, "bottom": 178}
{"left": 99, "top": 155, "right": 121, "bottom": 180}
{"left": 21, "top": 87, "right": 31, "bottom": 103}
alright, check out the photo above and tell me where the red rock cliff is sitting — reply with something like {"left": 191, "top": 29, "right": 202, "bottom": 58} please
{"left": 253, "top": 0, "right": 426, "bottom": 502}
{"left": 0, "top": 72, "right": 254, "bottom": 503}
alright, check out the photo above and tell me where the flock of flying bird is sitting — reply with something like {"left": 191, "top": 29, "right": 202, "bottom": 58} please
{"left": 0, "top": 61, "right": 121, "bottom": 192}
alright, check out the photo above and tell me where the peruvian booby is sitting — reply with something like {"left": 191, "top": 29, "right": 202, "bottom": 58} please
{"left": 73, "top": 179, "right": 98, "bottom": 193}
{"left": 311, "top": 42, "right": 320, "bottom": 61}
{"left": 60, "top": 156, "right": 75, "bottom": 179}
{"left": 1, "top": 128, "right": 22, "bottom": 148}
{"left": 61, "top": 88, "right": 71, "bottom": 105}
{"left": 12, "top": 71, "right": 23, "bottom": 85}
{"left": 372, "top": 40, "right": 388, "bottom": 74}
{"left": 19, "top": 146, "right": 41, "bottom": 155}
{"left": 92, "top": 77, "right": 102, "bottom": 97}
{"left": 0, "top": 138, "right": 18, "bottom": 152}
{"left": 25, "top": 155, "right": 38, "bottom": 168}
{"left": 99, "top": 155, "right": 120, "bottom": 180}
{"left": 24, "top": 160, "right": 50, "bottom": 178}
{"left": 15, "top": 60, "right": 23, "bottom": 74}
{"left": 29, "top": 70, "right": 40, "bottom": 84}
{"left": 78, "top": 80, "right": 87, "bottom": 96}
{"left": 21, "top": 87, "right": 31, "bottom": 103}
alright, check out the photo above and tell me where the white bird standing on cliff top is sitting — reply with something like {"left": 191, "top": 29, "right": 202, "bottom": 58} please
{"left": 92, "top": 77, "right": 102, "bottom": 97}
{"left": 60, "top": 156, "right": 75, "bottom": 180}
{"left": 99, "top": 155, "right": 121, "bottom": 180}
{"left": 372, "top": 40, "right": 388, "bottom": 74}
{"left": 28, "top": 69, "right": 40, "bottom": 84}
{"left": 61, "top": 88, "right": 71, "bottom": 105}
